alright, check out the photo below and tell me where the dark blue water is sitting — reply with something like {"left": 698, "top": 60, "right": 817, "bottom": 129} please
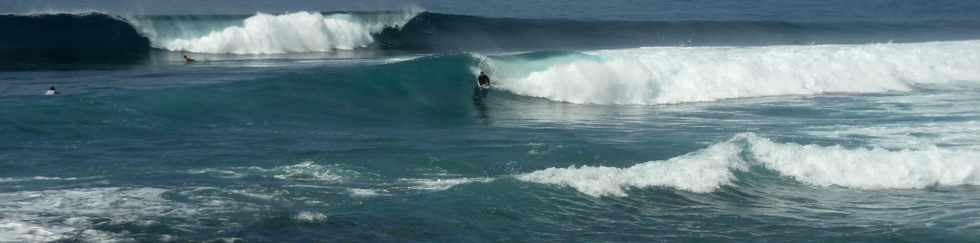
{"left": 2, "top": 1, "right": 980, "bottom": 242}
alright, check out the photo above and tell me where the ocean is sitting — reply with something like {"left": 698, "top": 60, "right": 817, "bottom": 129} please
{"left": 2, "top": 0, "right": 980, "bottom": 242}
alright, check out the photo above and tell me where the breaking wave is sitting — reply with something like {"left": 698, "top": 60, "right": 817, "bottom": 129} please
{"left": 518, "top": 133, "right": 980, "bottom": 197}
{"left": 134, "top": 10, "right": 421, "bottom": 54}
{"left": 478, "top": 40, "right": 980, "bottom": 104}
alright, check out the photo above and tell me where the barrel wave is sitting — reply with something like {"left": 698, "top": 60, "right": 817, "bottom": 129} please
{"left": 0, "top": 13, "right": 151, "bottom": 65}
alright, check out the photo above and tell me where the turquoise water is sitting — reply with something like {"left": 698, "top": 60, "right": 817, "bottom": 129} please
{"left": 2, "top": 1, "right": 980, "bottom": 242}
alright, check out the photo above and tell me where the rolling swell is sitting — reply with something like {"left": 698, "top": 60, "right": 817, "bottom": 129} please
{"left": 0, "top": 13, "right": 151, "bottom": 66}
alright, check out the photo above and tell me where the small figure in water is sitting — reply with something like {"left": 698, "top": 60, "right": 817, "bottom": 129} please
{"left": 45, "top": 86, "right": 59, "bottom": 96}
{"left": 183, "top": 54, "right": 195, "bottom": 64}
{"left": 478, "top": 71, "right": 491, "bottom": 88}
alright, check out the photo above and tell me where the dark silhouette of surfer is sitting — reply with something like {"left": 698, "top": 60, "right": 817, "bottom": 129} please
{"left": 477, "top": 71, "right": 491, "bottom": 88}
{"left": 45, "top": 86, "right": 59, "bottom": 96}
{"left": 472, "top": 71, "right": 492, "bottom": 122}
{"left": 183, "top": 54, "right": 195, "bottom": 64}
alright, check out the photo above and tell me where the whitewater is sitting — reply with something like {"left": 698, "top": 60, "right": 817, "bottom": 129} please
{"left": 480, "top": 40, "right": 980, "bottom": 105}
{"left": 518, "top": 133, "right": 980, "bottom": 197}
{"left": 126, "top": 10, "right": 421, "bottom": 54}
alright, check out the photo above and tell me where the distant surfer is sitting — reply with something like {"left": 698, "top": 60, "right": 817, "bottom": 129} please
{"left": 477, "top": 71, "right": 491, "bottom": 89}
{"left": 183, "top": 54, "right": 195, "bottom": 64}
{"left": 44, "top": 86, "right": 59, "bottom": 96}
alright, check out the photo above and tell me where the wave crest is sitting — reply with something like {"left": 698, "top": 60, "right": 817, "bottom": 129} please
{"left": 517, "top": 141, "right": 744, "bottom": 197}
{"left": 155, "top": 10, "right": 420, "bottom": 54}
{"left": 518, "top": 133, "right": 980, "bottom": 197}
{"left": 480, "top": 40, "right": 980, "bottom": 105}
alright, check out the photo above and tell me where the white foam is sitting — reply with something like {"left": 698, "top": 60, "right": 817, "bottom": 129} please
{"left": 519, "top": 133, "right": 980, "bottom": 197}
{"left": 158, "top": 10, "right": 419, "bottom": 54}
{"left": 0, "top": 220, "right": 65, "bottom": 243}
{"left": 0, "top": 187, "right": 181, "bottom": 242}
{"left": 348, "top": 188, "right": 385, "bottom": 197}
{"left": 294, "top": 211, "right": 328, "bottom": 223}
{"left": 398, "top": 177, "right": 494, "bottom": 191}
{"left": 186, "top": 168, "right": 245, "bottom": 178}
{"left": 480, "top": 41, "right": 980, "bottom": 105}
{"left": 228, "top": 189, "right": 277, "bottom": 200}
{"left": 518, "top": 141, "right": 746, "bottom": 197}
{"left": 746, "top": 134, "right": 980, "bottom": 189}
{"left": 271, "top": 161, "right": 352, "bottom": 182}
{"left": 190, "top": 161, "right": 355, "bottom": 182}
{"left": 809, "top": 121, "right": 980, "bottom": 149}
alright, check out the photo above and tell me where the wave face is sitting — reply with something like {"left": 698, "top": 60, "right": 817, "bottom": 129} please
{"left": 130, "top": 10, "right": 420, "bottom": 54}
{"left": 479, "top": 40, "right": 980, "bottom": 104}
{"left": 519, "top": 133, "right": 980, "bottom": 197}
{"left": 0, "top": 13, "right": 150, "bottom": 65}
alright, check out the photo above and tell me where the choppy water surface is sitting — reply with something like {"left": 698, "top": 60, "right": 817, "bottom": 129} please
{"left": 2, "top": 0, "right": 980, "bottom": 242}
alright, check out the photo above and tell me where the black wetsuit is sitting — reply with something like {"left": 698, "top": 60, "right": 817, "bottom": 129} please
{"left": 478, "top": 73, "right": 490, "bottom": 87}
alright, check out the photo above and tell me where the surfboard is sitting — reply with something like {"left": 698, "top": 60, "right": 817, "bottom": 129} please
{"left": 476, "top": 80, "right": 490, "bottom": 90}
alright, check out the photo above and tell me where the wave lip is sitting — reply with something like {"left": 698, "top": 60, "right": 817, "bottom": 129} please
{"left": 156, "top": 10, "right": 420, "bottom": 54}
{"left": 518, "top": 142, "right": 745, "bottom": 197}
{"left": 481, "top": 40, "right": 980, "bottom": 105}
{"left": 519, "top": 133, "right": 980, "bottom": 197}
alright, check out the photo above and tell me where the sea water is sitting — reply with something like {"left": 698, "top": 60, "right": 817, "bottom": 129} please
{"left": 2, "top": 0, "right": 980, "bottom": 242}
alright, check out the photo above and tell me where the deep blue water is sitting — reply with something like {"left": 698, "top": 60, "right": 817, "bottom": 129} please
{"left": 2, "top": 1, "right": 980, "bottom": 242}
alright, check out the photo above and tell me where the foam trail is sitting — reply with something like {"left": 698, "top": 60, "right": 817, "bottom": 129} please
{"left": 160, "top": 10, "right": 419, "bottom": 54}
{"left": 480, "top": 40, "right": 980, "bottom": 105}
{"left": 808, "top": 121, "right": 980, "bottom": 149}
{"left": 398, "top": 177, "right": 495, "bottom": 191}
{"left": 188, "top": 161, "right": 358, "bottom": 182}
{"left": 519, "top": 133, "right": 980, "bottom": 197}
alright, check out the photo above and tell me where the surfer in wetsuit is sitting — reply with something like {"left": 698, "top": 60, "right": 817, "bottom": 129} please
{"left": 183, "top": 54, "right": 195, "bottom": 64}
{"left": 45, "top": 86, "right": 59, "bottom": 96}
{"left": 478, "top": 71, "right": 491, "bottom": 88}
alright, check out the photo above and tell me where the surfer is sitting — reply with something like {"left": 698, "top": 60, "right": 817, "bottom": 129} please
{"left": 44, "top": 86, "right": 59, "bottom": 96}
{"left": 183, "top": 54, "right": 195, "bottom": 64}
{"left": 478, "top": 71, "right": 491, "bottom": 88}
